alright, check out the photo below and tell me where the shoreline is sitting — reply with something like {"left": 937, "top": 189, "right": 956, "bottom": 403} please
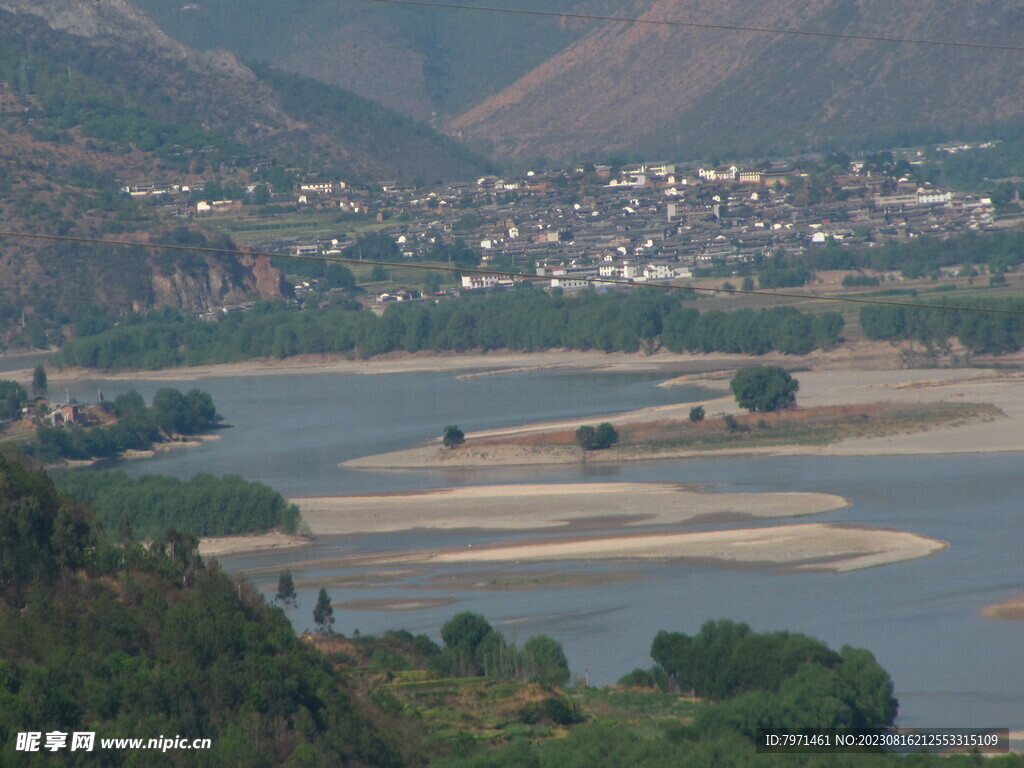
{"left": 199, "top": 530, "right": 311, "bottom": 557}
{"left": 30, "top": 340, "right": 916, "bottom": 383}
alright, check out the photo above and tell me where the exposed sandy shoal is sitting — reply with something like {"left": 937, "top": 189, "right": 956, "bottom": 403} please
{"left": 199, "top": 530, "right": 311, "bottom": 557}
{"left": 335, "top": 597, "right": 459, "bottom": 611}
{"left": 44, "top": 349, "right": 758, "bottom": 382}
{"left": 980, "top": 595, "right": 1024, "bottom": 620}
{"left": 414, "top": 523, "right": 947, "bottom": 573}
{"left": 291, "top": 483, "right": 849, "bottom": 536}
{"left": 345, "top": 365, "right": 1024, "bottom": 469}
{"left": 422, "top": 568, "right": 645, "bottom": 591}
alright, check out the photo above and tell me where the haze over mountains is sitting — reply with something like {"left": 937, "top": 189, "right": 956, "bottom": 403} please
{"left": 139, "top": 0, "right": 1024, "bottom": 164}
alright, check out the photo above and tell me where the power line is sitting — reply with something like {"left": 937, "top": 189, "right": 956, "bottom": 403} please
{"left": 362, "top": 0, "right": 1024, "bottom": 53}
{"left": 2, "top": 227, "right": 1024, "bottom": 317}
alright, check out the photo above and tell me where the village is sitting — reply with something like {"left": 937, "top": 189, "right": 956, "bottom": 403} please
{"left": 118, "top": 141, "right": 1009, "bottom": 302}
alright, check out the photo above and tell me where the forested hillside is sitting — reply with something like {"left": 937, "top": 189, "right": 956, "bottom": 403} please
{"left": 0, "top": 454, "right": 414, "bottom": 767}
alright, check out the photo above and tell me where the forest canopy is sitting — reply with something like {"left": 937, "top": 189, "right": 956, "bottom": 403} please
{"left": 58, "top": 291, "right": 844, "bottom": 369}
{"left": 52, "top": 470, "right": 300, "bottom": 539}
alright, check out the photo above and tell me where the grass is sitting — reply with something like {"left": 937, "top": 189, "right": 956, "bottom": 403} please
{"left": 206, "top": 208, "right": 390, "bottom": 246}
{"left": 622, "top": 403, "right": 999, "bottom": 450}
{"left": 481, "top": 402, "right": 1002, "bottom": 455}
{"left": 621, "top": 402, "right": 1001, "bottom": 453}
{"left": 308, "top": 634, "right": 704, "bottom": 750}
{"left": 0, "top": 419, "right": 35, "bottom": 445}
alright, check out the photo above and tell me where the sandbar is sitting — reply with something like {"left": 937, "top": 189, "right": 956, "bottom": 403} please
{"left": 291, "top": 483, "right": 850, "bottom": 536}
{"left": 334, "top": 597, "right": 459, "bottom": 611}
{"left": 413, "top": 523, "right": 946, "bottom": 573}
{"left": 980, "top": 594, "right": 1024, "bottom": 620}
{"left": 344, "top": 365, "right": 1024, "bottom": 469}
{"left": 44, "top": 349, "right": 753, "bottom": 382}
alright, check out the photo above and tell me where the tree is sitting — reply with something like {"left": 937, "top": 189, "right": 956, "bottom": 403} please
{"left": 441, "top": 611, "right": 493, "bottom": 657}
{"left": 276, "top": 569, "right": 297, "bottom": 609}
{"left": 313, "top": 588, "right": 334, "bottom": 633}
{"left": 595, "top": 422, "right": 619, "bottom": 449}
{"left": 730, "top": 366, "right": 799, "bottom": 413}
{"left": 576, "top": 423, "right": 618, "bottom": 450}
{"left": 575, "top": 425, "right": 597, "bottom": 450}
{"left": 442, "top": 425, "right": 465, "bottom": 448}
{"left": 0, "top": 380, "right": 27, "bottom": 420}
{"left": 689, "top": 405, "right": 705, "bottom": 422}
{"left": 31, "top": 365, "right": 47, "bottom": 398}
{"left": 521, "top": 635, "right": 570, "bottom": 686}
{"left": 440, "top": 611, "right": 494, "bottom": 675}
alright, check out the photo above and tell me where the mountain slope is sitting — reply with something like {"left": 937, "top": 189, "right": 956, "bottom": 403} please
{"left": 0, "top": 0, "right": 490, "bottom": 181}
{"left": 448, "top": 0, "right": 1024, "bottom": 162}
{"left": 134, "top": 0, "right": 599, "bottom": 119}
{"left": 0, "top": 0, "right": 490, "bottom": 346}
{"left": 0, "top": 454, "right": 418, "bottom": 767}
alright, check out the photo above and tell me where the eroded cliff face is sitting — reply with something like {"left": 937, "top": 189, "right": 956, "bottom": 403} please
{"left": 146, "top": 254, "right": 289, "bottom": 313}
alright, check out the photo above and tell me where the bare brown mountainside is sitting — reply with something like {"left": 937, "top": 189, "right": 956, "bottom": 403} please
{"left": 449, "top": 0, "right": 1024, "bottom": 162}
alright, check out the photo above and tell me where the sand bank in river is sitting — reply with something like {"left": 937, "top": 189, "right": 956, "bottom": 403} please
{"left": 980, "top": 595, "right": 1024, "bottom": 620}
{"left": 44, "top": 350, "right": 753, "bottom": 382}
{"left": 344, "top": 366, "right": 1024, "bottom": 469}
{"left": 291, "top": 483, "right": 849, "bottom": 536}
{"left": 307, "top": 523, "right": 945, "bottom": 574}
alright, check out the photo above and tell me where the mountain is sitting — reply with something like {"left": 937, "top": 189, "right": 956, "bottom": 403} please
{"left": 133, "top": 0, "right": 599, "bottom": 120}
{"left": 0, "top": 0, "right": 490, "bottom": 347}
{"left": 449, "top": 0, "right": 1024, "bottom": 162}
{"left": 0, "top": 0, "right": 489, "bottom": 181}
{"left": 135, "top": 0, "right": 1024, "bottom": 164}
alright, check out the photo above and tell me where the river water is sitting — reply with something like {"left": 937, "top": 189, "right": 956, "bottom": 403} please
{"left": 63, "top": 367, "right": 1024, "bottom": 731}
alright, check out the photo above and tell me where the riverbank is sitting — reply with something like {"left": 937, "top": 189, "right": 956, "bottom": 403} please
{"left": 199, "top": 530, "right": 311, "bottom": 557}
{"left": 26, "top": 339, "right": 917, "bottom": 383}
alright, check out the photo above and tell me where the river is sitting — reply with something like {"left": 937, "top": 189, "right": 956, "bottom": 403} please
{"left": 62, "top": 367, "right": 1024, "bottom": 731}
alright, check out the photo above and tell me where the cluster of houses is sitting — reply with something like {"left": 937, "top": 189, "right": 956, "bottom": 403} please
{"left": 120, "top": 144, "right": 1006, "bottom": 300}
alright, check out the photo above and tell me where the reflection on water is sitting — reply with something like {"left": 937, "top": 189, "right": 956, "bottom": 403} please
{"left": 62, "top": 367, "right": 1024, "bottom": 730}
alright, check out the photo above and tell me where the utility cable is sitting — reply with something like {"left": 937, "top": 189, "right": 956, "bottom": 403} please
{"left": 363, "top": 0, "right": 1024, "bottom": 53}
